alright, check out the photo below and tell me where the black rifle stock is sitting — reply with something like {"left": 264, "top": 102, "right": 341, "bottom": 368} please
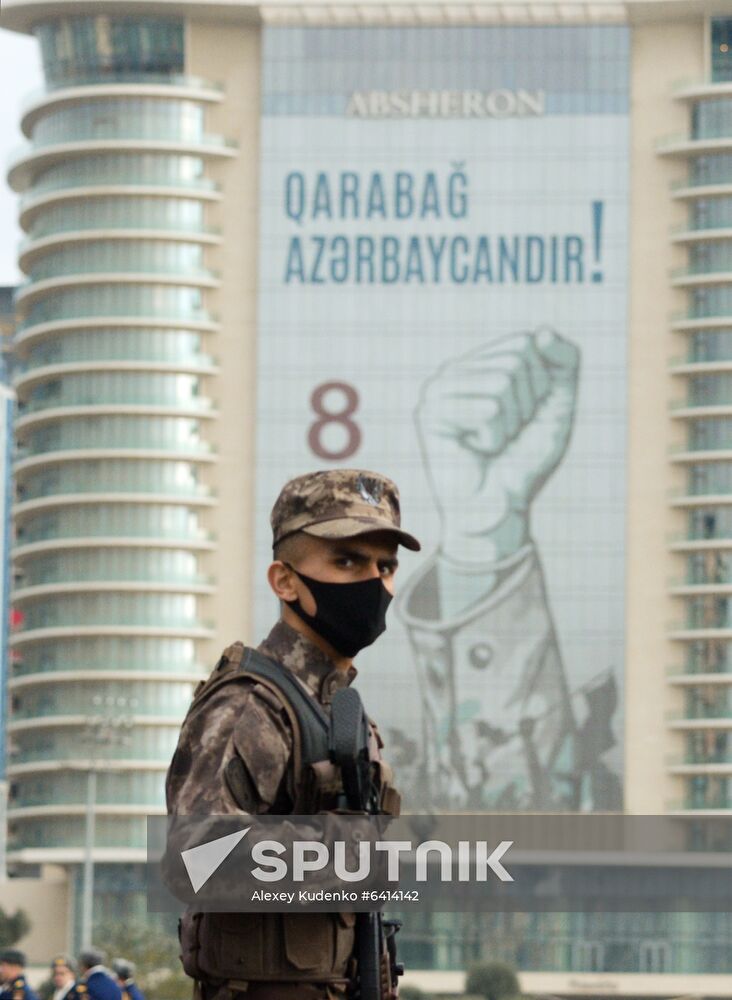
{"left": 329, "top": 687, "right": 403, "bottom": 999}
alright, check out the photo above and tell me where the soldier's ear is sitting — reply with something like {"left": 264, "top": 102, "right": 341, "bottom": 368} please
{"left": 267, "top": 560, "right": 299, "bottom": 602}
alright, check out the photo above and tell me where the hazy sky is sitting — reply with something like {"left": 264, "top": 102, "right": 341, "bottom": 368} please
{"left": 0, "top": 27, "right": 44, "bottom": 286}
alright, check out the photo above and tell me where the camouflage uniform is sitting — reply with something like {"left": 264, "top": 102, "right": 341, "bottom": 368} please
{"left": 167, "top": 620, "right": 357, "bottom": 818}
{"left": 167, "top": 469, "right": 420, "bottom": 1000}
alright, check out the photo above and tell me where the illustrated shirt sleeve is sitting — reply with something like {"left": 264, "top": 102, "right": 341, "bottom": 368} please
{"left": 394, "top": 543, "right": 578, "bottom": 810}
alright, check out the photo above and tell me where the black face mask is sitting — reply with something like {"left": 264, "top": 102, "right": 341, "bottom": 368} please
{"left": 284, "top": 565, "right": 392, "bottom": 658}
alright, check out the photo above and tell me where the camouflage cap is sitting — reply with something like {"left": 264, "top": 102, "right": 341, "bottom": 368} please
{"left": 271, "top": 469, "right": 421, "bottom": 552}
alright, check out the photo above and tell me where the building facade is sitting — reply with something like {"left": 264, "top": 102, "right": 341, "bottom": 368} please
{"left": 0, "top": 288, "right": 17, "bottom": 881}
{"left": 1, "top": 0, "right": 732, "bottom": 988}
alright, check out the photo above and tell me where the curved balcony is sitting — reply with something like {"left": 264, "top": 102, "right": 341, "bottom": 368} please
{"left": 7, "top": 759, "right": 169, "bottom": 777}
{"left": 11, "top": 702, "right": 192, "bottom": 724}
{"left": 673, "top": 182, "right": 732, "bottom": 200}
{"left": 17, "top": 423, "right": 213, "bottom": 462}
{"left": 26, "top": 243, "right": 217, "bottom": 282}
{"left": 13, "top": 504, "right": 212, "bottom": 545}
{"left": 7, "top": 804, "right": 166, "bottom": 820}
{"left": 25, "top": 196, "right": 210, "bottom": 240}
{"left": 20, "top": 79, "right": 223, "bottom": 136}
{"left": 20, "top": 151, "right": 217, "bottom": 197}
{"left": 17, "top": 286, "right": 216, "bottom": 332}
{"left": 23, "top": 71, "right": 221, "bottom": 96}
{"left": 16, "top": 271, "right": 220, "bottom": 308}
{"left": 19, "top": 183, "right": 221, "bottom": 228}
{"left": 26, "top": 236, "right": 211, "bottom": 278}
{"left": 667, "top": 714, "right": 732, "bottom": 728}
{"left": 19, "top": 229, "right": 221, "bottom": 275}
{"left": 29, "top": 98, "right": 210, "bottom": 146}
{"left": 670, "top": 492, "right": 732, "bottom": 506}
{"left": 13, "top": 450, "right": 217, "bottom": 478}
{"left": 10, "top": 677, "right": 196, "bottom": 719}
{"left": 21, "top": 329, "right": 215, "bottom": 368}
{"left": 671, "top": 447, "right": 732, "bottom": 463}
{"left": 668, "top": 668, "right": 732, "bottom": 685}
{"left": 10, "top": 634, "right": 204, "bottom": 676}
{"left": 14, "top": 360, "right": 219, "bottom": 394}
{"left": 11, "top": 609, "right": 212, "bottom": 637}
{"left": 670, "top": 360, "right": 732, "bottom": 374}
{"left": 13, "top": 548, "right": 210, "bottom": 589}
{"left": 9, "top": 623, "right": 214, "bottom": 646}
{"left": 13, "top": 314, "right": 219, "bottom": 351}
{"left": 9, "top": 725, "right": 180, "bottom": 759}
{"left": 8, "top": 668, "right": 204, "bottom": 690}
{"left": 671, "top": 577, "right": 732, "bottom": 596}
{"left": 657, "top": 134, "right": 732, "bottom": 157}
{"left": 672, "top": 227, "right": 732, "bottom": 247}
{"left": 675, "top": 80, "right": 732, "bottom": 98}
{"left": 17, "top": 369, "right": 216, "bottom": 412}
{"left": 10, "top": 772, "right": 167, "bottom": 809}
{"left": 671, "top": 315, "right": 732, "bottom": 332}
{"left": 667, "top": 803, "right": 732, "bottom": 815}
{"left": 668, "top": 622, "right": 732, "bottom": 637}
{"left": 672, "top": 270, "right": 732, "bottom": 288}
{"left": 13, "top": 493, "right": 217, "bottom": 521}
{"left": 7, "top": 713, "right": 185, "bottom": 732}
{"left": 668, "top": 762, "right": 732, "bottom": 777}
{"left": 15, "top": 409, "right": 217, "bottom": 440}
{"left": 11, "top": 583, "right": 203, "bottom": 614}
{"left": 6, "top": 847, "right": 148, "bottom": 865}
{"left": 15, "top": 459, "right": 213, "bottom": 502}
{"left": 672, "top": 404, "right": 732, "bottom": 419}
{"left": 6, "top": 815, "right": 149, "bottom": 856}
{"left": 11, "top": 535, "right": 216, "bottom": 563}
{"left": 669, "top": 751, "right": 732, "bottom": 769}
{"left": 11, "top": 791, "right": 166, "bottom": 811}
{"left": 8, "top": 135, "right": 237, "bottom": 191}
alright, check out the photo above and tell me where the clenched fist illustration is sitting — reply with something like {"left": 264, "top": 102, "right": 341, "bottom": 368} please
{"left": 416, "top": 328, "right": 580, "bottom": 565}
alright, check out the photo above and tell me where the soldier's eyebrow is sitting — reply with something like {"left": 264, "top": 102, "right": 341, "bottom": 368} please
{"left": 332, "top": 545, "right": 370, "bottom": 563}
{"left": 333, "top": 545, "right": 399, "bottom": 569}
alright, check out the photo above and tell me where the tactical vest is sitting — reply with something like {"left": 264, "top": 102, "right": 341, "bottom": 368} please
{"left": 173, "top": 646, "right": 401, "bottom": 988}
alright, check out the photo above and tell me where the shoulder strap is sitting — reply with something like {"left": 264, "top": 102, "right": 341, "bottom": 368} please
{"left": 240, "top": 648, "right": 330, "bottom": 767}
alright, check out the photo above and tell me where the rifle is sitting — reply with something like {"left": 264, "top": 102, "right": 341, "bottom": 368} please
{"left": 329, "top": 687, "right": 404, "bottom": 1000}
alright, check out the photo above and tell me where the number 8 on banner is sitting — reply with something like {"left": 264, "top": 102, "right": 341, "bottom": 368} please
{"left": 308, "top": 381, "right": 362, "bottom": 461}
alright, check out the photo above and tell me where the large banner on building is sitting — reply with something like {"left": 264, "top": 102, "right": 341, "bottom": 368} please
{"left": 254, "top": 25, "right": 629, "bottom": 811}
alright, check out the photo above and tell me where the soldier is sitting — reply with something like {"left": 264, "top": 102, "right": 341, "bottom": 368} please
{"left": 167, "top": 468, "right": 420, "bottom": 1000}
{"left": 0, "top": 951, "right": 38, "bottom": 1000}
{"left": 75, "top": 952, "right": 120, "bottom": 1000}
{"left": 110, "top": 961, "right": 143, "bottom": 1000}
{"left": 50, "top": 956, "right": 76, "bottom": 1000}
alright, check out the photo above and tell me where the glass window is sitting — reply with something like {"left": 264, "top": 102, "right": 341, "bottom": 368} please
{"left": 32, "top": 99, "right": 204, "bottom": 145}
{"left": 17, "top": 502, "right": 207, "bottom": 543}
{"left": 13, "top": 635, "right": 200, "bottom": 675}
{"left": 35, "top": 17, "right": 184, "bottom": 87}
{"left": 712, "top": 18, "right": 732, "bottom": 83}
{"left": 32, "top": 155, "right": 210, "bottom": 195}
{"left": 25, "top": 328, "right": 206, "bottom": 366}
{"left": 28, "top": 196, "right": 206, "bottom": 240}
